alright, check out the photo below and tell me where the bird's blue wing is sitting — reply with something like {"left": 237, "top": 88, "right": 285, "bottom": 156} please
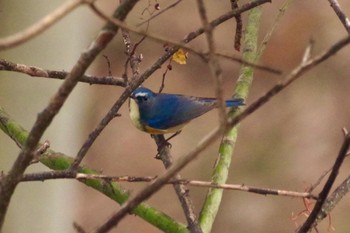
{"left": 144, "top": 94, "right": 216, "bottom": 130}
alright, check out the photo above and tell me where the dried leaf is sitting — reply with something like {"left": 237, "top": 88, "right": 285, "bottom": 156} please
{"left": 172, "top": 49, "right": 188, "bottom": 64}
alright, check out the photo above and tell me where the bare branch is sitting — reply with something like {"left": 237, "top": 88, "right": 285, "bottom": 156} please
{"left": 257, "top": 0, "right": 293, "bottom": 60}
{"left": 0, "top": 0, "right": 86, "bottom": 51}
{"left": 20, "top": 171, "right": 316, "bottom": 199}
{"left": 328, "top": 0, "right": 350, "bottom": 34}
{"left": 0, "top": 59, "right": 126, "bottom": 87}
{"left": 297, "top": 129, "right": 350, "bottom": 232}
{"left": 197, "top": 0, "right": 227, "bottom": 130}
{"left": 136, "top": 0, "right": 183, "bottom": 27}
{"left": 214, "top": 52, "right": 282, "bottom": 74}
{"left": 73, "top": 222, "right": 88, "bottom": 233}
{"left": 230, "top": 0, "right": 243, "bottom": 51}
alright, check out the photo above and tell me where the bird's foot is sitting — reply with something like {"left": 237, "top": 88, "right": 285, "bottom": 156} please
{"left": 155, "top": 141, "right": 172, "bottom": 159}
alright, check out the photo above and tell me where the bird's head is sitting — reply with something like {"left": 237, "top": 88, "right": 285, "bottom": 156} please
{"left": 130, "top": 87, "right": 156, "bottom": 106}
{"left": 129, "top": 87, "right": 157, "bottom": 131}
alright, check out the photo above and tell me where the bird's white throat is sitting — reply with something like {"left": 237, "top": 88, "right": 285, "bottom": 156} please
{"left": 129, "top": 98, "right": 144, "bottom": 131}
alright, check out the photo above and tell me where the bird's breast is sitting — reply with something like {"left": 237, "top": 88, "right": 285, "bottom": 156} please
{"left": 129, "top": 98, "right": 145, "bottom": 131}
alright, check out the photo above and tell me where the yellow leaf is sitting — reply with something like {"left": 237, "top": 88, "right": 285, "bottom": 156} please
{"left": 172, "top": 49, "right": 188, "bottom": 65}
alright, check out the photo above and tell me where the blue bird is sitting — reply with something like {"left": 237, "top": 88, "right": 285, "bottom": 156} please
{"left": 129, "top": 87, "right": 244, "bottom": 134}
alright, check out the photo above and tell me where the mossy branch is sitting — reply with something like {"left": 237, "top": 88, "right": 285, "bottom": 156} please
{"left": 198, "top": 7, "right": 262, "bottom": 233}
{"left": 0, "top": 106, "right": 188, "bottom": 233}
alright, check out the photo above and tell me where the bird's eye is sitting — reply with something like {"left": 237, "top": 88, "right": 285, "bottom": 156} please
{"left": 136, "top": 95, "right": 148, "bottom": 102}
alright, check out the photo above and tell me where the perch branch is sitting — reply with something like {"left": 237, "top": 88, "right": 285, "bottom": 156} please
{"left": 153, "top": 135, "right": 202, "bottom": 233}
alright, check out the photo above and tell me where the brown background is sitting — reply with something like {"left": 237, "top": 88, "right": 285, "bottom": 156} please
{"left": 1, "top": 0, "right": 350, "bottom": 232}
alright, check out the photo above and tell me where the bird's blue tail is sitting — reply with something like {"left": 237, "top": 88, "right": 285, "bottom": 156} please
{"left": 225, "top": 98, "right": 245, "bottom": 107}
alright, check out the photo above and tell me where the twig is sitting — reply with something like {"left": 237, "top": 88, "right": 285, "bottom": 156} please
{"left": 197, "top": 0, "right": 227, "bottom": 130}
{"left": 306, "top": 151, "right": 350, "bottom": 222}
{"left": 159, "top": 59, "right": 173, "bottom": 93}
{"left": 31, "top": 140, "right": 51, "bottom": 163}
{"left": 0, "top": 0, "right": 86, "bottom": 50}
{"left": 73, "top": 222, "right": 88, "bottom": 233}
{"left": 231, "top": 0, "right": 242, "bottom": 51}
{"left": 0, "top": 59, "right": 126, "bottom": 87}
{"left": 20, "top": 171, "right": 316, "bottom": 199}
{"left": 102, "top": 55, "right": 113, "bottom": 76}
{"left": 70, "top": 0, "right": 271, "bottom": 172}
{"left": 93, "top": 35, "right": 350, "bottom": 233}
{"left": 328, "top": 0, "right": 350, "bottom": 34}
{"left": 307, "top": 168, "right": 333, "bottom": 193}
{"left": 137, "top": 0, "right": 183, "bottom": 27}
{"left": 257, "top": 0, "right": 293, "bottom": 60}
{"left": 214, "top": 52, "right": 281, "bottom": 74}
{"left": 0, "top": 0, "right": 139, "bottom": 229}
{"left": 297, "top": 129, "right": 350, "bottom": 233}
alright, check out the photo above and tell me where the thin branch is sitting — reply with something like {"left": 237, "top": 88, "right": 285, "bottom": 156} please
{"left": 197, "top": 0, "right": 227, "bottom": 130}
{"left": 297, "top": 129, "right": 350, "bottom": 233}
{"left": 93, "top": 35, "right": 350, "bottom": 233}
{"left": 73, "top": 222, "right": 88, "bottom": 233}
{"left": 257, "top": 0, "right": 293, "bottom": 60}
{"left": 136, "top": 0, "right": 183, "bottom": 27}
{"left": 20, "top": 171, "right": 316, "bottom": 199}
{"left": 0, "top": 59, "right": 126, "bottom": 87}
{"left": 328, "top": 0, "right": 350, "bottom": 34}
{"left": 70, "top": 0, "right": 271, "bottom": 171}
{"left": 214, "top": 52, "right": 281, "bottom": 74}
{"left": 0, "top": 0, "right": 86, "bottom": 51}
{"left": 230, "top": 0, "right": 243, "bottom": 51}
{"left": 307, "top": 148, "right": 350, "bottom": 193}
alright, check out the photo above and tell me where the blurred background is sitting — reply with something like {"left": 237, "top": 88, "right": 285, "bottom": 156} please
{"left": 1, "top": 0, "right": 350, "bottom": 232}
